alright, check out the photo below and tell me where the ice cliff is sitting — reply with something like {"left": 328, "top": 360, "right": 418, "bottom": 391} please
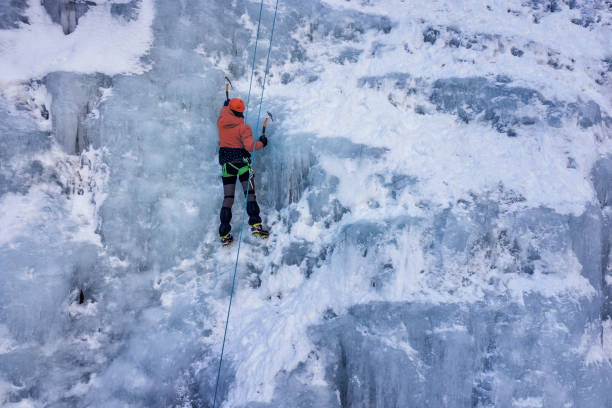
{"left": 1, "top": 0, "right": 612, "bottom": 407}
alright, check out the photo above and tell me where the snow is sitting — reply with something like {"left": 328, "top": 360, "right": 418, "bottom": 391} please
{"left": 0, "top": 0, "right": 154, "bottom": 86}
{"left": 0, "top": 325, "right": 15, "bottom": 355}
{"left": 512, "top": 397, "right": 544, "bottom": 408}
{"left": 605, "top": 319, "right": 612, "bottom": 363}
{"left": 1, "top": 0, "right": 612, "bottom": 407}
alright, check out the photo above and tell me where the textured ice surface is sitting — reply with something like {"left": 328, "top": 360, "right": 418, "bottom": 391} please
{"left": 1, "top": 0, "right": 612, "bottom": 407}
{"left": 310, "top": 298, "right": 612, "bottom": 408}
{"left": 0, "top": 0, "right": 29, "bottom": 29}
{"left": 44, "top": 72, "right": 113, "bottom": 154}
{"left": 42, "top": 0, "right": 91, "bottom": 34}
{"left": 0, "top": 0, "right": 154, "bottom": 85}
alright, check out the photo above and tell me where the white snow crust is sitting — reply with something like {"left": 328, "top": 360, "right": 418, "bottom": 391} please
{"left": 0, "top": 0, "right": 154, "bottom": 86}
{"left": 1, "top": 0, "right": 612, "bottom": 407}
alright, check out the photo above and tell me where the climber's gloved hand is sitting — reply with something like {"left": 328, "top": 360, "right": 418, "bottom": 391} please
{"left": 224, "top": 99, "right": 229, "bottom": 106}
{"left": 259, "top": 135, "right": 268, "bottom": 147}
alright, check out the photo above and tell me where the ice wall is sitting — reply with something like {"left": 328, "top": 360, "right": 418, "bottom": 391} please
{"left": 42, "top": 0, "right": 90, "bottom": 35}
{"left": 593, "top": 155, "right": 612, "bottom": 320}
{"left": 1, "top": 0, "right": 612, "bottom": 407}
{"left": 0, "top": 0, "right": 154, "bottom": 86}
{"left": 0, "top": 0, "right": 29, "bottom": 29}
{"left": 44, "top": 72, "right": 112, "bottom": 154}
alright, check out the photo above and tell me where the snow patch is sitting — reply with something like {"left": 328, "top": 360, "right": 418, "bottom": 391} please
{"left": 603, "top": 318, "right": 612, "bottom": 363}
{"left": 0, "top": 325, "right": 16, "bottom": 355}
{"left": 0, "top": 0, "right": 154, "bottom": 86}
{"left": 512, "top": 397, "right": 544, "bottom": 408}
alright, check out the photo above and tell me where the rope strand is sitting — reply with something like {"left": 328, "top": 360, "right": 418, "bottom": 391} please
{"left": 243, "top": 0, "right": 264, "bottom": 124}
{"left": 211, "top": 1, "right": 263, "bottom": 406}
{"left": 212, "top": 1, "right": 280, "bottom": 407}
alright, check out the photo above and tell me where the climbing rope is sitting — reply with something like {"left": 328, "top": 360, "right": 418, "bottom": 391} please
{"left": 212, "top": 1, "right": 280, "bottom": 407}
{"left": 243, "top": 0, "right": 264, "bottom": 124}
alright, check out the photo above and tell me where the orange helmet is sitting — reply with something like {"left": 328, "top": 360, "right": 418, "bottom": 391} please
{"left": 229, "top": 98, "right": 246, "bottom": 113}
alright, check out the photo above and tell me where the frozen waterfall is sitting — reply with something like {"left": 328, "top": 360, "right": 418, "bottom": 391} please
{"left": 1, "top": 0, "right": 612, "bottom": 407}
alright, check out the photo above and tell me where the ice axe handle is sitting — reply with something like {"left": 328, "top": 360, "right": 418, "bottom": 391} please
{"left": 262, "top": 118, "right": 269, "bottom": 135}
{"left": 225, "top": 83, "right": 229, "bottom": 101}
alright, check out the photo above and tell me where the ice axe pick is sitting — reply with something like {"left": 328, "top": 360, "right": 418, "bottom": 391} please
{"left": 224, "top": 76, "right": 233, "bottom": 101}
{"left": 262, "top": 111, "right": 274, "bottom": 135}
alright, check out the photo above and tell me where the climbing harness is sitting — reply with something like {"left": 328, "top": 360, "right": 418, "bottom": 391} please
{"left": 212, "top": 0, "right": 280, "bottom": 406}
{"left": 221, "top": 159, "right": 251, "bottom": 178}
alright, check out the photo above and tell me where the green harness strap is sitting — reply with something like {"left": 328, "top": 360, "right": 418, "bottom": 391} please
{"left": 222, "top": 159, "right": 251, "bottom": 178}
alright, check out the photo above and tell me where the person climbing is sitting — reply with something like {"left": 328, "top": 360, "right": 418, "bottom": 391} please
{"left": 217, "top": 96, "right": 269, "bottom": 246}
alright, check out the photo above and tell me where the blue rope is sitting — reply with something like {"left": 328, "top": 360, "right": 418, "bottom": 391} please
{"left": 252, "top": 0, "right": 279, "bottom": 162}
{"left": 212, "top": 1, "right": 279, "bottom": 407}
{"left": 212, "top": 1, "right": 263, "bottom": 406}
{"left": 243, "top": 0, "right": 264, "bottom": 124}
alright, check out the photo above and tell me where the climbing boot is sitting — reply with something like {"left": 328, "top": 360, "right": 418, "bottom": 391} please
{"left": 220, "top": 233, "right": 233, "bottom": 246}
{"left": 250, "top": 223, "right": 269, "bottom": 239}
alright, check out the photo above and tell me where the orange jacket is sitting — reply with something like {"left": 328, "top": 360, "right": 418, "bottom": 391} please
{"left": 218, "top": 106, "right": 263, "bottom": 152}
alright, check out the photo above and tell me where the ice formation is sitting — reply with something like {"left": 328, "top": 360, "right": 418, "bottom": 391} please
{"left": 1, "top": 0, "right": 611, "bottom": 407}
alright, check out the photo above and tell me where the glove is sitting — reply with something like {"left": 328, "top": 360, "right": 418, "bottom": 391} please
{"left": 224, "top": 99, "right": 229, "bottom": 106}
{"left": 259, "top": 135, "right": 268, "bottom": 147}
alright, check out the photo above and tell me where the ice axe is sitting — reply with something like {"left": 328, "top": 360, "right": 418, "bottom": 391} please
{"left": 262, "top": 111, "right": 274, "bottom": 136}
{"left": 251, "top": 111, "right": 274, "bottom": 190}
{"left": 224, "top": 76, "right": 233, "bottom": 102}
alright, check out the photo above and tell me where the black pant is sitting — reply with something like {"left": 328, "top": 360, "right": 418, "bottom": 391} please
{"left": 219, "top": 163, "right": 262, "bottom": 237}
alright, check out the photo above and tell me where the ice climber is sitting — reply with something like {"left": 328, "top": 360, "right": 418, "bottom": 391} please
{"left": 217, "top": 97, "right": 269, "bottom": 246}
